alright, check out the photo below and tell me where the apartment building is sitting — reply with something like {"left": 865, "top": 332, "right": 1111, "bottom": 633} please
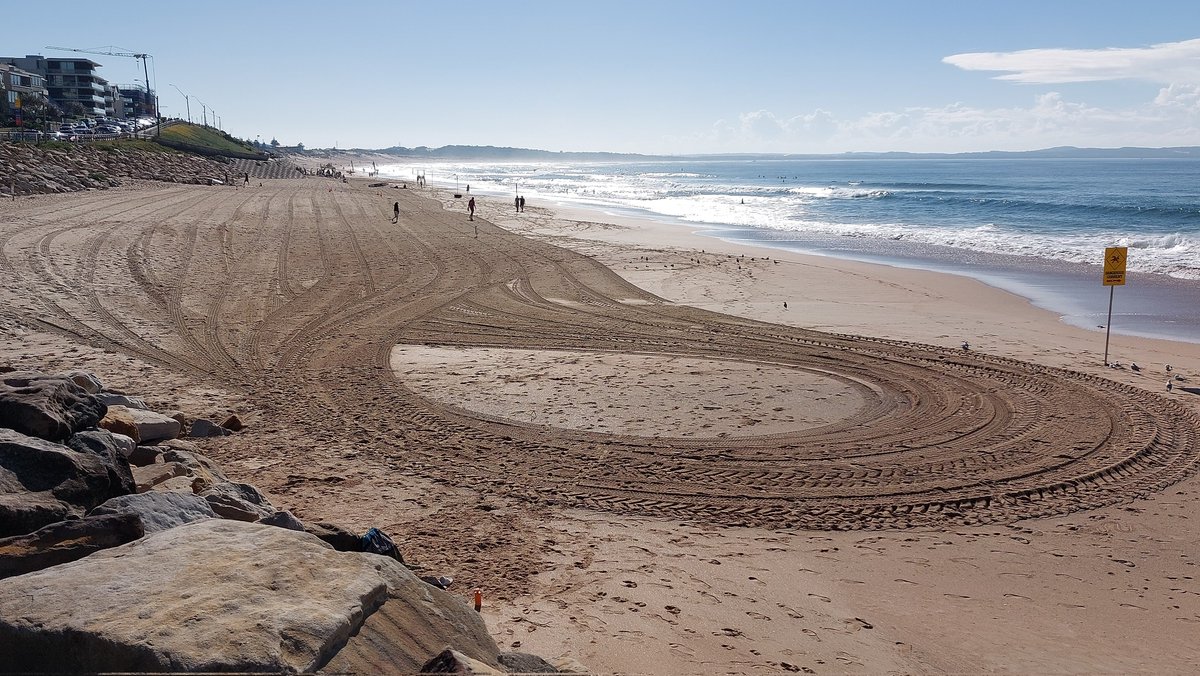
{"left": 0, "top": 55, "right": 106, "bottom": 117}
{"left": 0, "top": 62, "right": 49, "bottom": 123}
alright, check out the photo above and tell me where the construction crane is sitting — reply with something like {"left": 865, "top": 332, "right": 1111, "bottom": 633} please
{"left": 44, "top": 45, "right": 158, "bottom": 135}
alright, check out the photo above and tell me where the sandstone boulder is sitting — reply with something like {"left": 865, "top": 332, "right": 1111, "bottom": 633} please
{"left": 0, "top": 512, "right": 143, "bottom": 579}
{"left": 0, "top": 520, "right": 500, "bottom": 672}
{"left": 201, "top": 481, "right": 275, "bottom": 521}
{"left": 220, "top": 413, "right": 245, "bottom": 431}
{"left": 132, "top": 461, "right": 188, "bottom": 493}
{"left": 0, "top": 372, "right": 106, "bottom": 442}
{"left": 106, "top": 405, "right": 181, "bottom": 444}
{"left": 188, "top": 418, "right": 231, "bottom": 438}
{"left": 66, "top": 430, "right": 137, "bottom": 498}
{"left": 90, "top": 491, "right": 215, "bottom": 534}
{"left": 98, "top": 406, "right": 139, "bottom": 442}
{"left": 159, "top": 447, "right": 229, "bottom": 491}
{"left": 0, "top": 429, "right": 125, "bottom": 537}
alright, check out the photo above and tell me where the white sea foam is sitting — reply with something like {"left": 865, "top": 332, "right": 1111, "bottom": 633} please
{"left": 377, "top": 161, "right": 1200, "bottom": 281}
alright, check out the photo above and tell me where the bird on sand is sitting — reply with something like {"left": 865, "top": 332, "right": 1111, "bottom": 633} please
{"left": 962, "top": 341, "right": 970, "bottom": 351}
{"left": 1167, "top": 364, "right": 1173, "bottom": 372}
{"left": 1167, "top": 381, "right": 1173, "bottom": 392}
{"left": 1131, "top": 363, "right": 1141, "bottom": 372}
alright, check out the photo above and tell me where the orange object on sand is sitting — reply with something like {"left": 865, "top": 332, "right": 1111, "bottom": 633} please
{"left": 473, "top": 588, "right": 482, "bottom": 612}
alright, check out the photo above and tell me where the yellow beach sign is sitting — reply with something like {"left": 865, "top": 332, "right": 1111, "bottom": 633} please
{"left": 1103, "top": 246, "right": 1127, "bottom": 286}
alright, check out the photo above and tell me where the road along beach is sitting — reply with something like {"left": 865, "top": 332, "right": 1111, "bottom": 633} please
{"left": 2, "top": 171, "right": 1198, "bottom": 673}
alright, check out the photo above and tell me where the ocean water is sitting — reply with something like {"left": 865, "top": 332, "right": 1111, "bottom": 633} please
{"left": 377, "top": 158, "right": 1200, "bottom": 343}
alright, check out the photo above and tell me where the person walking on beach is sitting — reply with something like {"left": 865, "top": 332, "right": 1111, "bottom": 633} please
{"left": 244, "top": 172, "right": 250, "bottom": 187}
{"left": 468, "top": 197, "right": 476, "bottom": 221}
{"left": 393, "top": 201, "right": 400, "bottom": 223}
{"left": 515, "top": 196, "right": 520, "bottom": 213}
{"left": 519, "top": 196, "right": 525, "bottom": 212}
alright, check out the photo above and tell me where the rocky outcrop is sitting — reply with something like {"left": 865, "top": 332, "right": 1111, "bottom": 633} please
{"left": 0, "top": 142, "right": 233, "bottom": 197}
{"left": 0, "top": 372, "right": 106, "bottom": 442}
{"left": 0, "top": 367, "right": 579, "bottom": 672}
{"left": 0, "top": 429, "right": 131, "bottom": 537}
{"left": 0, "top": 520, "right": 501, "bottom": 673}
{"left": 0, "top": 512, "right": 143, "bottom": 579}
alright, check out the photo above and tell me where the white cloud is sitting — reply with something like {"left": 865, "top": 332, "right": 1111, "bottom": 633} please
{"left": 943, "top": 37, "right": 1200, "bottom": 84}
{"left": 690, "top": 91, "right": 1200, "bottom": 153}
{"left": 1155, "top": 83, "right": 1200, "bottom": 110}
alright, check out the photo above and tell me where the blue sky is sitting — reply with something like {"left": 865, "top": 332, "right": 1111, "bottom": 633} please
{"left": 14, "top": 0, "right": 1200, "bottom": 153}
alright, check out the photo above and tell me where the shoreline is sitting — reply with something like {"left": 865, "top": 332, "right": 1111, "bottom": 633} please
{"left": 374, "top": 160, "right": 1200, "bottom": 345}
{"left": 415, "top": 181, "right": 1200, "bottom": 385}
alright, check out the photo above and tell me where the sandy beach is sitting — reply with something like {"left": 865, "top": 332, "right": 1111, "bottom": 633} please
{"left": 2, "top": 170, "right": 1198, "bottom": 673}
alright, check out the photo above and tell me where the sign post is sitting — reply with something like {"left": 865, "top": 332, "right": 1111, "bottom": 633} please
{"left": 1102, "top": 246, "right": 1127, "bottom": 365}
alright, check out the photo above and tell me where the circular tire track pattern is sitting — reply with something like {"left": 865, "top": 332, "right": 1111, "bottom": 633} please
{"left": 2, "top": 181, "right": 1198, "bottom": 532}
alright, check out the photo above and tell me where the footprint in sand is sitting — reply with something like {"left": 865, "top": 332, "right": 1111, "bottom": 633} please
{"left": 746, "top": 611, "right": 772, "bottom": 621}
{"left": 665, "top": 605, "right": 682, "bottom": 615}
{"left": 807, "top": 593, "right": 831, "bottom": 603}
{"left": 801, "top": 628, "right": 821, "bottom": 641}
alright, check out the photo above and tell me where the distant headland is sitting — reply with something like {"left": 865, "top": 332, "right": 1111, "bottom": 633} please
{"left": 300, "top": 144, "right": 1200, "bottom": 162}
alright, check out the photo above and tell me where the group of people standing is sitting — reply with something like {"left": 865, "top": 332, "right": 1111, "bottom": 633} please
{"left": 515, "top": 195, "right": 525, "bottom": 212}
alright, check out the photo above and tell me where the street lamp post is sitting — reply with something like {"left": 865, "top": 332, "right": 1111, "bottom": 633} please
{"left": 169, "top": 84, "right": 190, "bottom": 123}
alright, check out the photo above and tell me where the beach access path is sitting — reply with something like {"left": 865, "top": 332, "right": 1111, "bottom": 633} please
{"left": 1, "top": 173, "right": 1198, "bottom": 673}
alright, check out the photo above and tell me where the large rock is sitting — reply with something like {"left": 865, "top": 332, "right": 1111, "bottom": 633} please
{"left": 0, "top": 372, "right": 106, "bottom": 442}
{"left": 131, "top": 461, "right": 189, "bottom": 493}
{"left": 66, "top": 430, "right": 137, "bottom": 498}
{"left": 98, "top": 406, "right": 139, "bottom": 442}
{"left": 105, "top": 405, "right": 181, "bottom": 444}
{"left": 188, "top": 418, "right": 231, "bottom": 438}
{"left": 201, "top": 481, "right": 275, "bottom": 521}
{"left": 0, "top": 520, "right": 500, "bottom": 672}
{"left": 159, "top": 447, "right": 229, "bottom": 491}
{"left": 89, "top": 491, "right": 215, "bottom": 534}
{"left": 0, "top": 513, "right": 143, "bottom": 579}
{"left": 0, "top": 429, "right": 123, "bottom": 537}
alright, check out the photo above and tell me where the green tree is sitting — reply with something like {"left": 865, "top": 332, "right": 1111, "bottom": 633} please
{"left": 15, "top": 93, "right": 59, "bottom": 127}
